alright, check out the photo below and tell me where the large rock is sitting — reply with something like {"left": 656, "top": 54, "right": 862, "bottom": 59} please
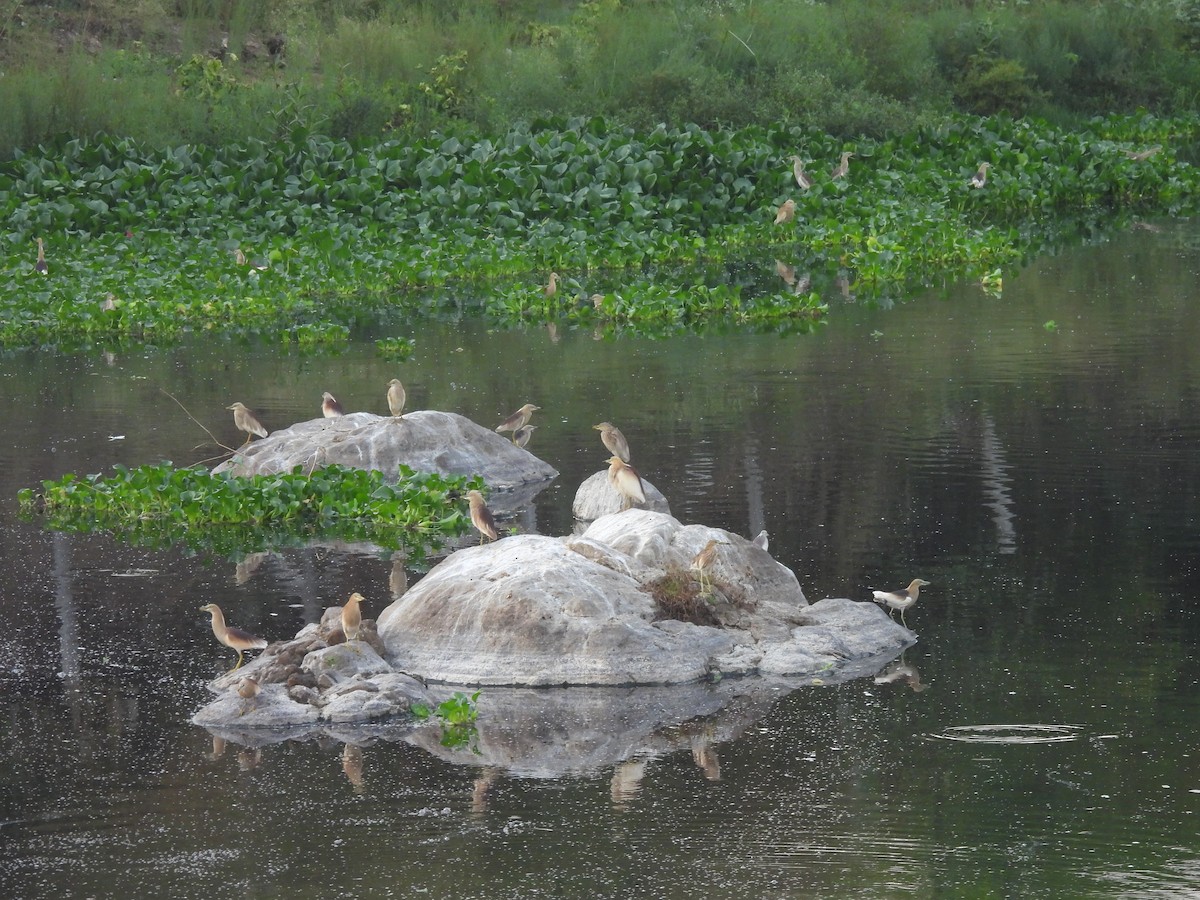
{"left": 377, "top": 509, "right": 912, "bottom": 686}
{"left": 572, "top": 469, "right": 671, "bottom": 521}
{"left": 213, "top": 409, "right": 557, "bottom": 493}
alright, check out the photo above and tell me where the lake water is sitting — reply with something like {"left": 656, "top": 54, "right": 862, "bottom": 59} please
{"left": 1, "top": 221, "right": 1199, "bottom": 898}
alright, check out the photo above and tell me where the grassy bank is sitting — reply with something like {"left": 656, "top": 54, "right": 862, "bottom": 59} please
{"left": 2, "top": 1, "right": 1199, "bottom": 156}
{"left": 2, "top": 113, "right": 1196, "bottom": 349}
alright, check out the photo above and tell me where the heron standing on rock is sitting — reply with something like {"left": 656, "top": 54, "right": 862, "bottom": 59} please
{"left": 227, "top": 402, "right": 267, "bottom": 445}
{"left": 593, "top": 422, "right": 631, "bottom": 463}
{"left": 691, "top": 539, "right": 727, "bottom": 594}
{"left": 606, "top": 456, "right": 646, "bottom": 510}
{"left": 341, "top": 592, "right": 364, "bottom": 641}
{"left": 513, "top": 424, "right": 537, "bottom": 449}
{"left": 322, "top": 391, "right": 344, "bottom": 417}
{"left": 871, "top": 579, "right": 930, "bottom": 628}
{"left": 496, "top": 403, "right": 539, "bottom": 439}
{"left": 200, "top": 603, "right": 268, "bottom": 670}
{"left": 386, "top": 378, "right": 406, "bottom": 419}
{"left": 466, "top": 490, "right": 499, "bottom": 543}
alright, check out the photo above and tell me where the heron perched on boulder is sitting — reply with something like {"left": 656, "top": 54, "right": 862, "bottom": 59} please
{"left": 199, "top": 603, "right": 268, "bottom": 670}
{"left": 593, "top": 422, "right": 631, "bottom": 463}
{"left": 466, "top": 490, "right": 499, "bottom": 543}
{"left": 386, "top": 379, "right": 406, "bottom": 419}
{"left": 513, "top": 424, "right": 537, "bottom": 449}
{"left": 341, "top": 592, "right": 364, "bottom": 641}
{"left": 322, "top": 391, "right": 344, "bottom": 417}
{"left": 496, "top": 403, "right": 539, "bottom": 439}
{"left": 871, "top": 579, "right": 930, "bottom": 627}
{"left": 691, "top": 539, "right": 727, "bottom": 594}
{"left": 227, "top": 402, "right": 267, "bottom": 445}
{"left": 606, "top": 456, "right": 646, "bottom": 509}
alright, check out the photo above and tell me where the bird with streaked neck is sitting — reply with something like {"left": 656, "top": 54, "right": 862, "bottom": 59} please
{"left": 593, "top": 422, "right": 631, "bottom": 463}
{"left": 789, "top": 155, "right": 813, "bottom": 191}
{"left": 495, "top": 403, "right": 539, "bottom": 439}
{"left": 227, "top": 401, "right": 267, "bottom": 445}
{"left": 831, "top": 151, "right": 855, "bottom": 180}
{"left": 386, "top": 378, "right": 406, "bottom": 419}
{"left": 605, "top": 456, "right": 646, "bottom": 510}
{"left": 870, "top": 579, "right": 930, "bottom": 627}
{"left": 341, "top": 592, "right": 364, "bottom": 641}
{"left": 466, "top": 489, "right": 499, "bottom": 543}
{"left": 774, "top": 198, "right": 796, "bottom": 225}
{"left": 322, "top": 391, "right": 344, "bottom": 417}
{"left": 199, "top": 603, "right": 268, "bottom": 670}
{"left": 691, "top": 539, "right": 728, "bottom": 594}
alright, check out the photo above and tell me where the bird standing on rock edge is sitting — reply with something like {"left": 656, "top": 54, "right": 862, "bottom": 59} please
{"left": 199, "top": 603, "right": 268, "bottom": 670}
{"left": 871, "top": 579, "right": 930, "bottom": 628}
{"left": 341, "top": 592, "right": 364, "bottom": 641}
{"left": 513, "top": 424, "right": 537, "bottom": 449}
{"left": 322, "top": 391, "right": 344, "bottom": 417}
{"left": 386, "top": 378, "right": 406, "bottom": 419}
{"left": 227, "top": 402, "right": 267, "bottom": 445}
{"left": 496, "top": 403, "right": 539, "bottom": 439}
{"left": 606, "top": 456, "right": 646, "bottom": 510}
{"left": 691, "top": 539, "right": 727, "bottom": 594}
{"left": 466, "top": 490, "right": 499, "bottom": 543}
{"left": 593, "top": 422, "right": 631, "bottom": 463}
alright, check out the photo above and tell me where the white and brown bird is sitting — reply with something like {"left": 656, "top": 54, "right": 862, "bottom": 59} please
{"left": 236, "top": 676, "right": 261, "bottom": 713}
{"left": 871, "top": 578, "right": 930, "bottom": 628}
{"left": 495, "top": 403, "right": 539, "bottom": 438}
{"left": 341, "top": 592, "right": 364, "bottom": 641}
{"left": 969, "top": 162, "right": 992, "bottom": 189}
{"left": 593, "top": 422, "right": 631, "bottom": 463}
{"left": 691, "top": 539, "right": 727, "bottom": 594}
{"left": 513, "top": 424, "right": 537, "bottom": 449}
{"left": 831, "top": 151, "right": 855, "bottom": 180}
{"left": 1124, "top": 145, "right": 1161, "bottom": 161}
{"left": 751, "top": 530, "right": 769, "bottom": 552}
{"left": 199, "top": 603, "right": 268, "bottom": 670}
{"left": 543, "top": 272, "right": 560, "bottom": 298}
{"left": 322, "top": 391, "right": 344, "bottom": 417}
{"left": 466, "top": 489, "right": 499, "bottom": 543}
{"left": 774, "top": 198, "right": 796, "bottom": 225}
{"left": 102, "top": 292, "right": 117, "bottom": 311}
{"left": 386, "top": 378, "right": 406, "bottom": 419}
{"left": 789, "top": 155, "right": 813, "bottom": 190}
{"left": 227, "top": 402, "right": 268, "bottom": 445}
{"left": 606, "top": 456, "right": 646, "bottom": 510}
{"left": 774, "top": 259, "right": 796, "bottom": 286}
{"left": 34, "top": 237, "right": 47, "bottom": 275}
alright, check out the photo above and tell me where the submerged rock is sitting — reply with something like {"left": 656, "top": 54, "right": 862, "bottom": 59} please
{"left": 213, "top": 409, "right": 558, "bottom": 493}
{"left": 376, "top": 509, "right": 912, "bottom": 686}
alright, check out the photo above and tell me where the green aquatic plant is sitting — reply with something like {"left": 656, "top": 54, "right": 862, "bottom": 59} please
{"left": 17, "top": 463, "right": 480, "bottom": 555}
{"left": 411, "top": 690, "right": 482, "bottom": 749}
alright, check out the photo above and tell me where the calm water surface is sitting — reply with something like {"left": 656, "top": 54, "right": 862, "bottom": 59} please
{"left": 1, "top": 222, "right": 1199, "bottom": 898}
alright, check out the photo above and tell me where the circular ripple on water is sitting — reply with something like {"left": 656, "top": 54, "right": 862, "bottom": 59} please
{"left": 927, "top": 724, "right": 1084, "bottom": 744}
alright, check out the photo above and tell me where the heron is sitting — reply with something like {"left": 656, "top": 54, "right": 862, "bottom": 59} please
{"left": 751, "top": 530, "right": 769, "bottom": 552}
{"left": 34, "top": 238, "right": 47, "bottom": 275}
{"left": 496, "top": 403, "right": 539, "bottom": 438}
{"left": 386, "top": 378, "right": 406, "bottom": 419}
{"left": 341, "top": 592, "right": 364, "bottom": 641}
{"left": 544, "top": 272, "right": 560, "bottom": 298}
{"left": 775, "top": 259, "right": 796, "bottom": 286}
{"left": 227, "top": 402, "right": 268, "bottom": 445}
{"left": 606, "top": 456, "right": 646, "bottom": 510}
{"left": 1124, "top": 145, "right": 1161, "bottom": 161}
{"left": 593, "top": 422, "right": 631, "bottom": 463}
{"left": 970, "top": 162, "right": 992, "bottom": 189}
{"left": 513, "top": 424, "right": 537, "bottom": 449}
{"left": 831, "top": 151, "right": 855, "bottom": 180}
{"left": 774, "top": 199, "right": 796, "bottom": 225}
{"left": 236, "top": 676, "right": 261, "bottom": 714}
{"left": 322, "top": 391, "right": 345, "bottom": 417}
{"left": 870, "top": 578, "right": 930, "bottom": 628}
{"left": 199, "top": 603, "right": 268, "bottom": 670}
{"left": 466, "top": 489, "right": 499, "bottom": 543}
{"left": 789, "top": 155, "right": 813, "bottom": 190}
{"left": 691, "top": 539, "right": 727, "bottom": 594}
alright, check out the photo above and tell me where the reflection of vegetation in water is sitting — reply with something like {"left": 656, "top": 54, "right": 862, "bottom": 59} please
{"left": 1, "top": 115, "right": 1196, "bottom": 349}
{"left": 17, "top": 463, "right": 479, "bottom": 556}
{"left": 412, "top": 691, "right": 481, "bottom": 751}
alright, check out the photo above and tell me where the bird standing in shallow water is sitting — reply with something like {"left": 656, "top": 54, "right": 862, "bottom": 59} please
{"left": 386, "top": 378, "right": 406, "bottom": 419}
{"left": 34, "top": 238, "right": 47, "bottom": 275}
{"left": 513, "top": 424, "right": 537, "bottom": 449}
{"left": 200, "top": 603, "right": 268, "bottom": 670}
{"left": 466, "top": 490, "right": 499, "bottom": 543}
{"left": 691, "top": 539, "right": 727, "bottom": 594}
{"left": 227, "top": 402, "right": 267, "bottom": 445}
{"left": 831, "top": 151, "right": 855, "bottom": 180}
{"left": 496, "top": 403, "right": 539, "bottom": 439}
{"left": 593, "top": 422, "right": 631, "bottom": 463}
{"left": 606, "top": 456, "right": 646, "bottom": 510}
{"left": 774, "top": 199, "right": 796, "bottom": 225}
{"left": 871, "top": 579, "right": 930, "bottom": 628}
{"left": 341, "top": 592, "right": 364, "bottom": 641}
{"left": 970, "top": 162, "right": 991, "bottom": 189}
{"left": 789, "top": 155, "right": 813, "bottom": 191}
{"left": 322, "top": 391, "right": 344, "bottom": 417}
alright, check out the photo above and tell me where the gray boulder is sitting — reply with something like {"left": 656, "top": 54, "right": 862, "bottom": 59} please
{"left": 376, "top": 509, "right": 912, "bottom": 685}
{"left": 572, "top": 469, "right": 671, "bottom": 521}
{"left": 213, "top": 409, "right": 557, "bottom": 493}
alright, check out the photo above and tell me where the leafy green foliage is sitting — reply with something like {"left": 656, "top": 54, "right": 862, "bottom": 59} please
{"left": 18, "top": 463, "right": 480, "bottom": 556}
{"left": 411, "top": 690, "right": 481, "bottom": 748}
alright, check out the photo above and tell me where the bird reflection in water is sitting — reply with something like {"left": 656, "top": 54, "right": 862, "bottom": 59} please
{"left": 207, "top": 735, "right": 227, "bottom": 760}
{"left": 690, "top": 732, "right": 721, "bottom": 782}
{"left": 237, "top": 747, "right": 263, "bottom": 771}
{"left": 342, "top": 744, "right": 365, "bottom": 792}
{"left": 471, "top": 767, "right": 500, "bottom": 815}
{"left": 234, "top": 551, "right": 272, "bottom": 585}
{"left": 388, "top": 556, "right": 408, "bottom": 599}
{"left": 610, "top": 759, "right": 648, "bottom": 810}
{"left": 874, "top": 654, "right": 929, "bottom": 693}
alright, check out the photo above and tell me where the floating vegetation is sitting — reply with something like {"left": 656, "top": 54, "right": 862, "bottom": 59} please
{"left": 0, "top": 114, "right": 1196, "bottom": 349}
{"left": 413, "top": 691, "right": 482, "bottom": 750}
{"left": 17, "top": 463, "right": 479, "bottom": 556}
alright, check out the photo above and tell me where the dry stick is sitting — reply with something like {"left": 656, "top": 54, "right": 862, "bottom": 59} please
{"left": 159, "top": 388, "right": 238, "bottom": 458}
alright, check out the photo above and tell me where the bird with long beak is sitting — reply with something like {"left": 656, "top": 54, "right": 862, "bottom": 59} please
{"left": 871, "top": 579, "right": 930, "bottom": 627}
{"left": 774, "top": 198, "right": 796, "bottom": 225}
{"left": 227, "top": 402, "right": 268, "bottom": 445}
{"left": 386, "top": 378, "right": 406, "bottom": 419}
{"left": 341, "top": 592, "right": 364, "bottom": 641}
{"left": 34, "top": 237, "right": 47, "bottom": 275}
{"left": 593, "top": 422, "right": 631, "bottom": 463}
{"left": 496, "top": 403, "right": 539, "bottom": 439}
{"left": 322, "top": 391, "right": 344, "bottom": 417}
{"left": 199, "top": 603, "right": 268, "bottom": 670}
{"left": 513, "top": 424, "right": 537, "bottom": 449}
{"left": 606, "top": 456, "right": 646, "bottom": 510}
{"left": 970, "top": 162, "right": 991, "bottom": 189}
{"left": 789, "top": 155, "right": 813, "bottom": 190}
{"left": 691, "top": 539, "right": 727, "bottom": 594}
{"left": 831, "top": 151, "right": 855, "bottom": 180}
{"left": 466, "top": 490, "right": 499, "bottom": 543}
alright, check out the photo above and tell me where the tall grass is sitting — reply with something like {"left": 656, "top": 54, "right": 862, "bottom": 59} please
{"left": 1, "top": 0, "right": 1198, "bottom": 155}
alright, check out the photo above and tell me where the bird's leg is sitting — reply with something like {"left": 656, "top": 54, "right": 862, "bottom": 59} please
{"left": 900, "top": 610, "right": 908, "bottom": 628}
{"left": 233, "top": 651, "right": 245, "bottom": 670}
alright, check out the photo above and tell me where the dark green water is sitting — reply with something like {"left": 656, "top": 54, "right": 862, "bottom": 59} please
{"left": 1, "top": 222, "right": 1199, "bottom": 897}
